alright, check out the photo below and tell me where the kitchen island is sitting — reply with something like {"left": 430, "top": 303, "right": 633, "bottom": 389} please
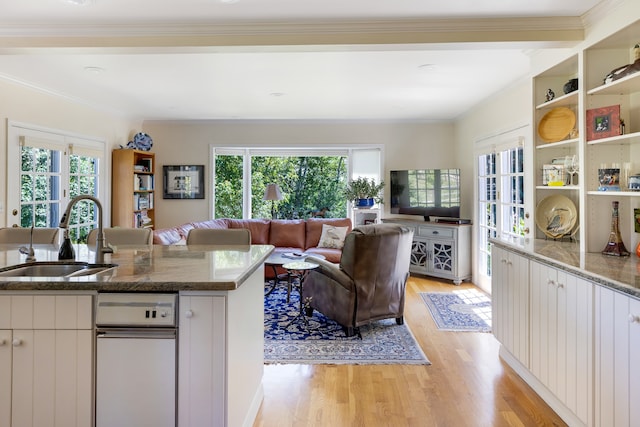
{"left": 0, "top": 243, "right": 274, "bottom": 427}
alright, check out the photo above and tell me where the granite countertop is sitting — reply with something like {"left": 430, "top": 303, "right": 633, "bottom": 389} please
{"left": 491, "top": 237, "right": 640, "bottom": 300}
{"left": 0, "top": 243, "right": 274, "bottom": 292}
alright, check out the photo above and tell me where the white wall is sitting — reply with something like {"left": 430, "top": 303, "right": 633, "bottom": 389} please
{"left": 143, "top": 120, "right": 455, "bottom": 228}
{"left": 0, "top": 78, "right": 142, "bottom": 228}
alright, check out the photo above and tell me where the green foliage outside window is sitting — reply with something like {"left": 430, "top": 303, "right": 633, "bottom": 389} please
{"left": 20, "top": 146, "right": 99, "bottom": 243}
{"left": 215, "top": 154, "right": 348, "bottom": 219}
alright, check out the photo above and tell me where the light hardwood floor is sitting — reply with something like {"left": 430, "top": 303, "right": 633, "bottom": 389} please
{"left": 254, "top": 275, "right": 567, "bottom": 427}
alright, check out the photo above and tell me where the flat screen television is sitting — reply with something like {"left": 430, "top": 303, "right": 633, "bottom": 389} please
{"left": 390, "top": 169, "right": 461, "bottom": 221}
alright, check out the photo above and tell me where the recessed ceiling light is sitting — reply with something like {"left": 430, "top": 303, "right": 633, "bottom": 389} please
{"left": 84, "top": 66, "right": 105, "bottom": 74}
{"left": 64, "top": 0, "right": 94, "bottom": 5}
{"left": 418, "top": 63, "right": 435, "bottom": 69}
{"left": 269, "top": 92, "right": 285, "bottom": 97}
{"left": 220, "top": 0, "right": 239, "bottom": 4}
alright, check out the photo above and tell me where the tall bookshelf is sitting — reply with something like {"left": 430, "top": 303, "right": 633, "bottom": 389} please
{"left": 111, "top": 149, "right": 155, "bottom": 229}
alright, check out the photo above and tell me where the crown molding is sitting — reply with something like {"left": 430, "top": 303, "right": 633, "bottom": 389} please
{"left": 0, "top": 16, "right": 585, "bottom": 48}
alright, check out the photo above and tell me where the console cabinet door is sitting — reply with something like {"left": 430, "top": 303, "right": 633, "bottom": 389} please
{"left": 491, "top": 245, "right": 529, "bottom": 365}
{"left": 429, "top": 239, "right": 456, "bottom": 278}
{"left": 409, "top": 236, "right": 429, "bottom": 275}
{"left": 595, "top": 286, "right": 640, "bottom": 427}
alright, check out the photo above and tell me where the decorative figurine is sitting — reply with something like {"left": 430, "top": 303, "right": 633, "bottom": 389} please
{"left": 563, "top": 78, "right": 578, "bottom": 94}
{"left": 601, "top": 201, "right": 630, "bottom": 256}
{"left": 546, "top": 88, "right": 555, "bottom": 102}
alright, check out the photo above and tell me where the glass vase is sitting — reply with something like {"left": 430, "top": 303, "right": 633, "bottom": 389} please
{"left": 601, "top": 201, "right": 630, "bottom": 256}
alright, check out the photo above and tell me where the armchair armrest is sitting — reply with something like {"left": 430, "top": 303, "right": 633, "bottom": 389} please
{"left": 305, "top": 256, "right": 352, "bottom": 288}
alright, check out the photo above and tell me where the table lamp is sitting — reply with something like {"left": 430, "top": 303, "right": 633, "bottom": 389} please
{"left": 264, "top": 183, "right": 283, "bottom": 219}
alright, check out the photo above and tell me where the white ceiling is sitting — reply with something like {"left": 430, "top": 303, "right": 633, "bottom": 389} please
{"left": 0, "top": 0, "right": 604, "bottom": 121}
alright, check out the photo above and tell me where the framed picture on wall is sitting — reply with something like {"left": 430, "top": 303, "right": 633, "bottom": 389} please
{"left": 586, "top": 105, "right": 620, "bottom": 141}
{"left": 163, "top": 165, "right": 204, "bottom": 199}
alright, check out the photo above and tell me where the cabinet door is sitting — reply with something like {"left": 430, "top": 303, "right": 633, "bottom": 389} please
{"left": 12, "top": 329, "right": 93, "bottom": 427}
{"left": 491, "top": 246, "right": 529, "bottom": 365}
{"left": 555, "top": 271, "right": 592, "bottom": 426}
{"left": 595, "top": 287, "right": 640, "bottom": 427}
{"left": 179, "top": 295, "right": 226, "bottom": 427}
{"left": 530, "top": 261, "right": 557, "bottom": 389}
{"left": 531, "top": 261, "right": 592, "bottom": 426}
{"left": 429, "top": 239, "right": 455, "bottom": 277}
{"left": 0, "top": 329, "right": 11, "bottom": 427}
{"left": 410, "top": 237, "right": 428, "bottom": 274}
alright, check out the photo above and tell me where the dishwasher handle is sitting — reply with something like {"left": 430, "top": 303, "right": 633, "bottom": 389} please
{"left": 96, "top": 328, "right": 176, "bottom": 339}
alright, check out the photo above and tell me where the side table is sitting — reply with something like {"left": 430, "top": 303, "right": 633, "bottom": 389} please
{"left": 264, "top": 253, "right": 325, "bottom": 301}
{"left": 281, "top": 260, "right": 319, "bottom": 331}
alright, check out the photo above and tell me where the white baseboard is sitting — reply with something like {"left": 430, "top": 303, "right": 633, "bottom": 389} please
{"left": 498, "top": 346, "right": 585, "bottom": 427}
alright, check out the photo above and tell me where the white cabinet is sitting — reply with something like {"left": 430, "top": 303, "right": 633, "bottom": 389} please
{"left": 490, "top": 245, "right": 529, "bottom": 366}
{"left": 0, "top": 294, "right": 93, "bottom": 427}
{"left": 384, "top": 219, "right": 471, "bottom": 284}
{"left": 0, "top": 329, "right": 11, "bottom": 427}
{"left": 178, "top": 295, "right": 226, "bottom": 427}
{"left": 352, "top": 207, "right": 380, "bottom": 226}
{"left": 594, "top": 286, "right": 640, "bottom": 427}
{"left": 179, "top": 266, "right": 265, "bottom": 427}
{"left": 529, "top": 261, "right": 592, "bottom": 426}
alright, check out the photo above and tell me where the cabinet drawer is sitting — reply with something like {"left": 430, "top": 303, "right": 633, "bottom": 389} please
{"left": 418, "top": 226, "right": 454, "bottom": 239}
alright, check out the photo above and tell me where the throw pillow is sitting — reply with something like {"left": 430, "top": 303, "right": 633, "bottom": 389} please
{"left": 317, "top": 224, "right": 349, "bottom": 249}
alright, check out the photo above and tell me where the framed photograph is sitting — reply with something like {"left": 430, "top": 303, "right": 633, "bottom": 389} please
{"left": 586, "top": 105, "right": 620, "bottom": 141}
{"left": 163, "top": 165, "right": 204, "bottom": 199}
{"left": 635, "top": 209, "right": 640, "bottom": 233}
{"left": 597, "top": 168, "right": 620, "bottom": 191}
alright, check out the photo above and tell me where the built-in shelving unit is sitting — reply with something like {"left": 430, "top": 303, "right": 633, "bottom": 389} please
{"left": 583, "top": 21, "right": 640, "bottom": 254}
{"left": 530, "top": 18, "right": 640, "bottom": 254}
{"left": 532, "top": 55, "right": 581, "bottom": 242}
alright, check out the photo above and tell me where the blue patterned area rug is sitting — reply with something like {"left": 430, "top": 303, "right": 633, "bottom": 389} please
{"left": 420, "top": 288, "right": 492, "bottom": 333}
{"left": 264, "top": 284, "right": 430, "bottom": 365}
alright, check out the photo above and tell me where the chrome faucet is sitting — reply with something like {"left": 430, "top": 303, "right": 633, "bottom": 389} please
{"left": 59, "top": 195, "right": 113, "bottom": 264}
{"left": 18, "top": 225, "right": 36, "bottom": 262}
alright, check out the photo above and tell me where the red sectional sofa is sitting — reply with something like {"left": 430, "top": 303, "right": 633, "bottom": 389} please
{"left": 153, "top": 217, "right": 353, "bottom": 264}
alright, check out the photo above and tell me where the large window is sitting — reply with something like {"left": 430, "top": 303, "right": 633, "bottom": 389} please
{"left": 212, "top": 147, "right": 381, "bottom": 220}
{"left": 7, "top": 123, "right": 105, "bottom": 243}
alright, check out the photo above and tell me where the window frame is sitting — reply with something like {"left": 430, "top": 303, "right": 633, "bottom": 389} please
{"left": 210, "top": 145, "right": 384, "bottom": 220}
{"left": 6, "top": 121, "right": 107, "bottom": 240}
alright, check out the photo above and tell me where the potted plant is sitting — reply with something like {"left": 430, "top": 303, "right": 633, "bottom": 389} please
{"left": 344, "top": 177, "right": 385, "bottom": 207}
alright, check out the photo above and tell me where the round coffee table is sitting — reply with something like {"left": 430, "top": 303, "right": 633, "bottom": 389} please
{"left": 264, "top": 252, "right": 325, "bottom": 300}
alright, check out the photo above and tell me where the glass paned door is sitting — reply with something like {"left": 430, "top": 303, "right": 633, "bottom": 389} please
{"left": 478, "top": 153, "right": 497, "bottom": 279}
{"left": 500, "top": 146, "right": 526, "bottom": 239}
{"left": 20, "top": 145, "right": 63, "bottom": 229}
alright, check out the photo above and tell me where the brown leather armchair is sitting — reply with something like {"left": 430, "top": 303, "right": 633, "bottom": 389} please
{"left": 301, "top": 223, "right": 414, "bottom": 337}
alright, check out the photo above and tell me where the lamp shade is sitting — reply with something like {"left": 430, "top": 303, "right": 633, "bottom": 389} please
{"left": 264, "top": 183, "right": 283, "bottom": 201}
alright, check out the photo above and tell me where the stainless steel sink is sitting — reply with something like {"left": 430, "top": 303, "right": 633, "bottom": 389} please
{"left": 0, "top": 262, "right": 118, "bottom": 278}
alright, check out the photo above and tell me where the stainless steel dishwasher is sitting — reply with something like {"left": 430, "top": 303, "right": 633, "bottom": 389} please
{"left": 95, "top": 293, "right": 178, "bottom": 427}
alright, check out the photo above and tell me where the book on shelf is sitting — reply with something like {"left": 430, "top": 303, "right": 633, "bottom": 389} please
{"left": 133, "top": 210, "right": 153, "bottom": 229}
{"left": 135, "top": 174, "right": 154, "bottom": 191}
{"left": 136, "top": 158, "right": 153, "bottom": 172}
{"left": 133, "top": 193, "right": 154, "bottom": 210}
